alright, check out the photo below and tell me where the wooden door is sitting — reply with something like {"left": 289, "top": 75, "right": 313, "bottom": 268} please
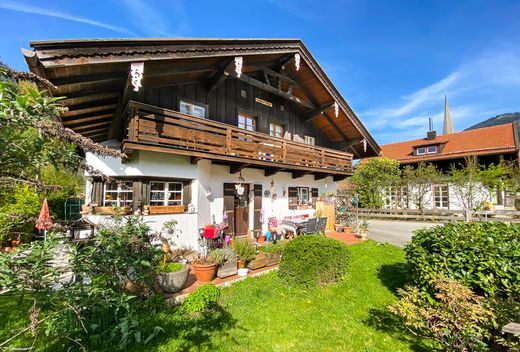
{"left": 234, "top": 184, "right": 250, "bottom": 237}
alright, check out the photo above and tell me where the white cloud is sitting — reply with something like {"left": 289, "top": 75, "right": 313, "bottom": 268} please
{"left": 0, "top": 0, "right": 136, "bottom": 35}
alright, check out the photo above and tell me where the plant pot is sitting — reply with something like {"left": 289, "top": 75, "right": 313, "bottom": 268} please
{"left": 192, "top": 262, "right": 218, "bottom": 283}
{"left": 237, "top": 268, "right": 249, "bottom": 277}
{"left": 217, "top": 259, "right": 238, "bottom": 278}
{"left": 155, "top": 265, "right": 190, "bottom": 293}
{"left": 11, "top": 239, "right": 21, "bottom": 247}
{"left": 343, "top": 226, "right": 350, "bottom": 234}
{"left": 248, "top": 252, "right": 267, "bottom": 270}
{"left": 257, "top": 235, "right": 266, "bottom": 244}
{"left": 265, "top": 252, "right": 281, "bottom": 266}
{"left": 237, "top": 260, "right": 246, "bottom": 269}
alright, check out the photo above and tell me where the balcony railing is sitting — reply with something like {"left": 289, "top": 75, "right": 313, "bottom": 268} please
{"left": 123, "top": 101, "right": 353, "bottom": 175}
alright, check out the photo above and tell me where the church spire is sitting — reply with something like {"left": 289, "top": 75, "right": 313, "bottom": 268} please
{"left": 443, "top": 93, "right": 454, "bottom": 135}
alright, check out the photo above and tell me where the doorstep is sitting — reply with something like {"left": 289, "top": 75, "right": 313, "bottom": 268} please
{"left": 165, "top": 264, "right": 279, "bottom": 305}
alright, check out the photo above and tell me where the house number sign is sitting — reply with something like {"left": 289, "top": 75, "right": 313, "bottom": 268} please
{"left": 255, "top": 97, "right": 272, "bottom": 107}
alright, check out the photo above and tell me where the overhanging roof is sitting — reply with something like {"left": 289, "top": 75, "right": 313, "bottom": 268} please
{"left": 22, "top": 38, "right": 380, "bottom": 158}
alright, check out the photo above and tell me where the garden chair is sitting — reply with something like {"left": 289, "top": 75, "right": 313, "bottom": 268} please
{"left": 316, "top": 217, "right": 327, "bottom": 235}
{"left": 301, "top": 218, "right": 317, "bottom": 235}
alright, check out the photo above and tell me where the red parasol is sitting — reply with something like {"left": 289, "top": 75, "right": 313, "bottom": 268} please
{"left": 35, "top": 198, "right": 53, "bottom": 231}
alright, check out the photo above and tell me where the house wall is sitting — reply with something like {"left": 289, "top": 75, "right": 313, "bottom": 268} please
{"left": 84, "top": 145, "right": 336, "bottom": 249}
{"left": 140, "top": 79, "right": 334, "bottom": 149}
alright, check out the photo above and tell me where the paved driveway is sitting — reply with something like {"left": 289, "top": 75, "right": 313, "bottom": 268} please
{"left": 366, "top": 220, "right": 436, "bottom": 247}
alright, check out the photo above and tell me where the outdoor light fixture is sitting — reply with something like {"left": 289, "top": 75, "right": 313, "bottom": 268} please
{"left": 235, "top": 171, "right": 245, "bottom": 196}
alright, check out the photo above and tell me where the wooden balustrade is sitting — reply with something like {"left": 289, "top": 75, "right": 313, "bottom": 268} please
{"left": 123, "top": 101, "right": 353, "bottom": 175}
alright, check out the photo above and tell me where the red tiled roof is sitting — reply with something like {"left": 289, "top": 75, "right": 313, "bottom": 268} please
{"left": 379, "top": 123, "right": 517, "bottom": 164}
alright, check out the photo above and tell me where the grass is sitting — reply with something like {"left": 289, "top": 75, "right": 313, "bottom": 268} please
{"left": 143, "top": 240, "right": 432, "bottom": 352}
{"left": 0, "top": 240, "right": 433, "bottom": 351}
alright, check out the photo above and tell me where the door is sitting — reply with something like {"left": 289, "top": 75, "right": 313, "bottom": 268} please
{"left": 234, "top": 183, "right": 250, "bottom": 237}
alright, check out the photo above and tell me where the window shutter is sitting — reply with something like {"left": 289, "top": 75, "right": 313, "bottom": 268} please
{"left": 142, "top": 181, "right": 150, "bottom": 206}
{"left": 183, "top": 180, "right": 192, "bottom": 206}
{"left": 223, "top": 183, "right": 235, "bottom": 235}
{"left": 311, "top": 188, "right": 318, "bottom": 208}
{"left": 91, "top": 180, "right": 103, "bottom": 205}
{"left": 253, "top": 184, "right": 262, "bottom": 234}
{"left": 288, "top": 187, "right": 298, "bottom": 210}
{"left": 132, "top": 181, "right": 143, "bottom": 211}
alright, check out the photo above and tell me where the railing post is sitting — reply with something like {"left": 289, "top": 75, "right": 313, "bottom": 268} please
{"left": 226, "top": 128, "right": 232, "bottom": 154}
{"left": 282, "top": 141, "right": 287, "bottom": 163}
{"left": 321, "top": 149, "right": 325, "bottom": 167}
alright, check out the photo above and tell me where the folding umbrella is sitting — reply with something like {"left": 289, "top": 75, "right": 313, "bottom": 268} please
{"left": 35, "top": 198, "right": 52, "bottom": 240}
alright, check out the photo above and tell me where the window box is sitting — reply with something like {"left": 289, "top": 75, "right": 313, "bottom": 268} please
{"left": 148, "top": 205, "right": 186, "bottom": 215}
{"left": 94, "top": 206, "right": 132, "bottom": 215}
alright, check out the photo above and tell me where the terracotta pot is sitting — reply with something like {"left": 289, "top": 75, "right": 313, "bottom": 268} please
{"left": 237, "top": 260, "right": 246, "bottom": 269}
{"left": 257, "top": 235, "right": 266, "bottom": 244}
{"left": 11, "top": 239, "right": 21, "bottom": 247}
{"left": 192, "top": 262, "right": 218, "bottom": 283}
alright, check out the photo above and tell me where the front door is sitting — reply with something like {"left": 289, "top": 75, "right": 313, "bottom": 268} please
{"left": 234, "top": 183, "right": 249, "bottom": 237}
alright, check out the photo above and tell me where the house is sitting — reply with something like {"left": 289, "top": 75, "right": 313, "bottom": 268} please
{"left": 375, "top": 97, "right": 520, "bottom": 210}
{"left": 22, "top": 38, "right": 379, "bottom": 248}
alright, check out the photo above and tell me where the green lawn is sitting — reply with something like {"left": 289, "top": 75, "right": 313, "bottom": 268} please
{"left": 1, "top": 241, "right": 433, "bottom": 351}
{"left": 143, "top": 241, "right": 432, "bottom": 352}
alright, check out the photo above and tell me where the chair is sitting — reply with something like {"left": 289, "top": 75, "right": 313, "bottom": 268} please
{"left": 316, "top": 217, "right": 327, "bottom": 234}
{"left": 301, "top": 218, "right": 317, "bottom": 235}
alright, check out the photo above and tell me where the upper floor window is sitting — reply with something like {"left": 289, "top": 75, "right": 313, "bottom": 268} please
{"left": 150, "top": 181, "right": 183, "bottom": 206}
{"left": 103, "top": 181, "right": 133, "bottom": 207}
{"left": 179, "top": 100, "right": 206, "bottom": 119}
{"left": 269, "top": 123, "right": 284, "bottom": 138}
{"left": 238, "top": 113, "right": 256, "bottom": 131}
{"left": 304, "top": 136, "right": 315, "bottom": 146}
{"left": 416, "top": 145, "right": 438, "bottom": 155}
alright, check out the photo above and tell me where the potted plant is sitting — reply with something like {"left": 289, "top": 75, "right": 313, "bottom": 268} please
{"left": 163, "top": 219, "right": 178, "bottom": 235}
{"left": 154, "top": 261, "right": 190, "bottom": 293}
{"left": 192, "top": 250, "right": 218, "bottom": 283}
{"left": 357, "top": 220, "right": 369, "bottom": 240}
{"left": 232, "top": 239, "right": 256, "bottom": 269}
{"left": 259, "top": 241, "right": 285, "bottom": 266}
{"left": 212, "top": 247, "right": 238, "bottom": 278}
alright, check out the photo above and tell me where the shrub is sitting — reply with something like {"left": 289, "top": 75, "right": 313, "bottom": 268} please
{"left": 278, "top": 235, "right": 350, "bottom": 288}
{"left": 405, "top": 222, "right": 520, "bottom": 298}
{"left": 258, "top": 241, "right": 286, "bottom": 253}
{"left": 182, "top": 284, "right": 221, "bottom": 313}
{"left": 231, "top": 239, "right": 256, "bottom": 263}
{"left": 389, "top": 276, "right": 495, "bottom": 352}
{"left": 157, "top": 262, "right": 185, "bottom": 273}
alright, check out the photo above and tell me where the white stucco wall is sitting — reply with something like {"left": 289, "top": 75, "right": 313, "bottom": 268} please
{"left": 84, "top": 145, "right": 339, "bottom": 246}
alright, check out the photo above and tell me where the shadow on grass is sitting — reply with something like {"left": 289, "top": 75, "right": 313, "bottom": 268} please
{"left": 142, "top": 304, "right": 242, "bottom": 352}
{"left": 377, "top": 262, "right": 411, "bottom": 294}
{"left": 365, "top": 307, "right": 437, "bottom": 352}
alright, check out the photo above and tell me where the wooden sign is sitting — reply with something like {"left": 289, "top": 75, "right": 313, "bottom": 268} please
{"left": 255, "top": 97, "right": 272, "bottom": 107}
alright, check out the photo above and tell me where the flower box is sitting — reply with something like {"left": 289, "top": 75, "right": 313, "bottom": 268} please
{"left": 217, "top": 259, "right": 238, "bottom": 278}
{"left": 148, "top": 205, "right": 185, "bottom": 214}
{"left": 94, "top": 206, "right": 131, "bottom": 215}
{"left": 265, "top": 252, "right": 281, "bottom": 266}
{"left": 247, "top": 252, "right": 267, "bottom": 270}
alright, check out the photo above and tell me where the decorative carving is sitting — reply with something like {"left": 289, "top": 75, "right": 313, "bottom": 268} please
{"left": 234, "top": 56, "right": 243, "bottom": 78}
{"left": 362, "top": 138, "right": 367, "bottom": 152}
{"left": 334, "top": 101, "right": 339, "bottom": 117}
{"left": 130, "top": 62, "right": 144, "bottom": 92}
{"left": 295, "top": 53, "right": 301, "bottom": 71}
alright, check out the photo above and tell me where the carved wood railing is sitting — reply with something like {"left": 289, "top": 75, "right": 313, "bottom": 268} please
{"left": 123, "top": 101, "right": 353, "bottom": 174}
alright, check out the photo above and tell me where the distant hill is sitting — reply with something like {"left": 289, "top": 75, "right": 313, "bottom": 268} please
{"left": 465, "top": 112, "right": 520, "bottom": 130}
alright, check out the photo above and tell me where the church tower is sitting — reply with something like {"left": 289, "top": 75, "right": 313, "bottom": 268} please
{"left": 443, "top": 93, "right": 454, "bottom": 135}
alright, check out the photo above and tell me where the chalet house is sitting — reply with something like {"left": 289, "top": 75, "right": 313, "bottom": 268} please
{"left": 378, "top": 121, "right": 520, "bottom": 210}
{"left": 22, "top": 38, "right": 379, "bottom": 248}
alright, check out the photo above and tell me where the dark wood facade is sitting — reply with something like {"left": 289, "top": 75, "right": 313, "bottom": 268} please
{"left": 141, "top": 79, "right": 334, "bottom": 149}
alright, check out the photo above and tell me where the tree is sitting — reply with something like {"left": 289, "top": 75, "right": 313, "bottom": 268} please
{"left": 402, "top": 162, "right": 443, "bottom": 212}
{"left": 448, "top": 156, "right": 507, "bottom": 210}
{"left": 352, "top": 158, "right": 401, "bottom": 208}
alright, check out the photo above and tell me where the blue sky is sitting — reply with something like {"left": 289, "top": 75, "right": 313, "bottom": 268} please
{"left": 1, "top": 0, "right": 519, "bottom": 145}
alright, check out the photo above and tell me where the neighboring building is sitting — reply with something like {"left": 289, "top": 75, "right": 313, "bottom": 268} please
{"left": 22, "top": 38, "right": 379, "bottom": 248}
{"left": 377, "top": 120, "right": 520, "bottom": 210}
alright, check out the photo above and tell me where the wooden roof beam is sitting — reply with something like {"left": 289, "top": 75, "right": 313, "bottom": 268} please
{"left": 323, "top": 111, "right": 348, "bottom": 141}
{"left": 229, "top": 163, "right": 250, "bottom": 174}
{"left": 52, "top": 71, "right": 126, "bottom": 86}
{"left": 63, "top": 113, "right": 113, "bottom": 126}
{"left": 61, "top": 108, "right": 115, "bottom": 123}
{"left": 302, "top": 102, "right": 335, "bottom": 123}
{"left": 265, "top": 167, "right": 284, "bottom": 177}
{"left": 207, "top": 58, "right": 234, "bottom": 92}
{"left": 292, "top": 170, "right": 311, "bottom": 179}
{"left": 65, "top": 98, "right": 118, "bottom": 112}
{"left": 275, "top": 53, "right": 297, "bottom": 72}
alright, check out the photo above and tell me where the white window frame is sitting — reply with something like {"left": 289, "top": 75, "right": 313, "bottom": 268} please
{"left": 296, "top": 187, "right": 309, "bottom": 205}
{"left": 179, "top": 100, "right": 206, "bottom": 119}
{"left": 304, "top": 135, "right": 315, "bottom": 146}
{"left": 149, "top": 181, "right": 183, "bottom": 206}
{"left": 238, "top": 113, "right": 256, "bottom": 131}
{"left": 426, "top": 145, "right": 438, "bottom": 154}
{"left": 103, "top": 181, "right": 133, "bottom": 207}
{"left": 269, "top": 122, "right": 284, "bottom": 138}
{"left": 433, "top": 184, "right": 449, "bottom": 209}
{"left": 416, "top": 147, "right": 426, "bottom": 155}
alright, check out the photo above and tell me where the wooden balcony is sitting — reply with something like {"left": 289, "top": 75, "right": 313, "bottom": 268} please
{"left": 122, "top": 101, "right": 353, "bottom": 178}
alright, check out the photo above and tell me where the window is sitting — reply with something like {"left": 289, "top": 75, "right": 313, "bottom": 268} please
{"left": 426, "top": 145, "right": 438, "bottom": 154}
{"left": 416, "top": 147, "right": 426, "bottom": 155}
{"left": 297, "top": 187, "right": 309, "bottom": 205}
{"left": 179, "top": 100, "right": 206, "bottom": 118}
{"left": 384, "top": 186, "right": 409, "bottom": 209}
{"left": 238, "top": 113, "right": 256, "bottom": 131}
{"left": 304, "top": 136, "right": 315, "bottom": 146}
{"left": 103, "top": 181, "right": 133, "bottom": 207}
{"left": 150, "top": 181, "right": 183, "bottom": 206}
{"left": 433, "top": 184, "right": 449, "bottom": 209}
{"left": 269, "top": 123, "right": 284, "bottom": 138}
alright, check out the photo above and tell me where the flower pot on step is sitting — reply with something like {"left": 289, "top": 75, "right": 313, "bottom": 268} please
{"left": 192, "top": 262, "right": 217, "bottom": 283}
{"left": 154, "top": 265, "right": 190, "bottom": 293}
{"left": 247, "top": 252, "right": 267, "bottom": 270}
{"left": 217, "top": 259, "right": 238, "bottom": 278}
